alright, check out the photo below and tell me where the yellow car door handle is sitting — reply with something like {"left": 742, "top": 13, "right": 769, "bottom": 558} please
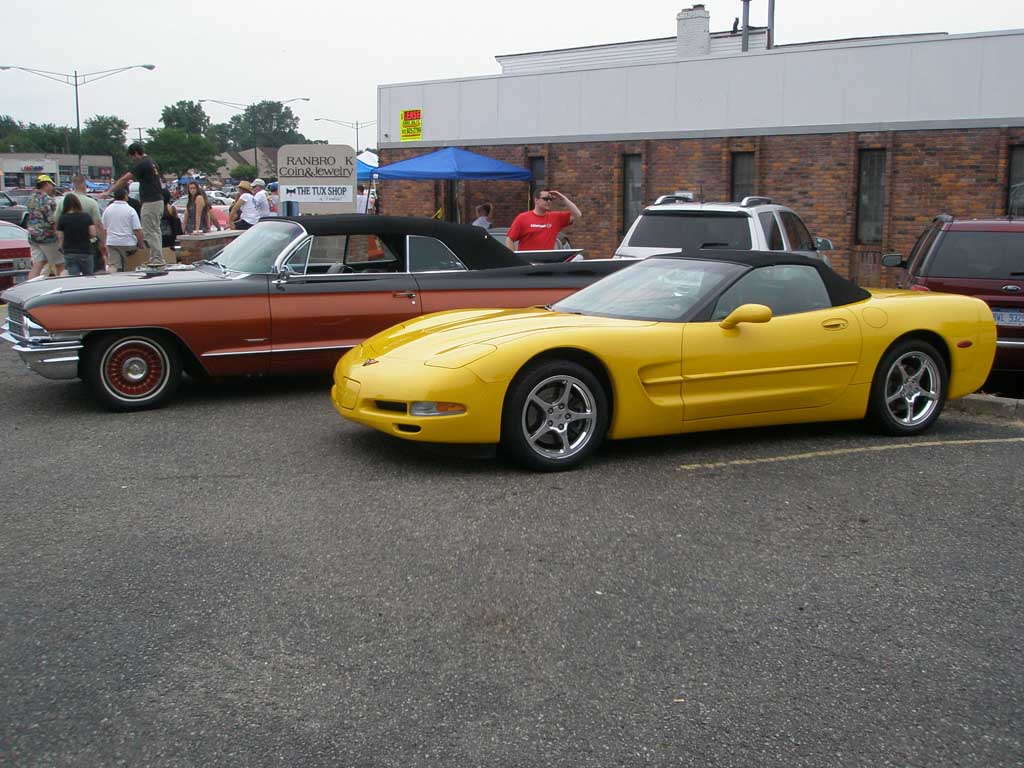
{"left": 822, "top": 318, "right": 848, "bottom": 330}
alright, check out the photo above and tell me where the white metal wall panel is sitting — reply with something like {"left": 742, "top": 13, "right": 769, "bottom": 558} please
{"left": 908, "top": 38, "right": 983, "bottom": 120}
{"left": 382, "top": 84, "right": 423, "bottom": 144}
{"left": 837, "top": 45, "right": 913, "bottom": 124}
{"left": 422, "top": 82, "right": 462, "bottom": 142}
{"left": 781, "top": 50, "right": 845, "bottom": 126}
{"left": 725, "top": 55, "right": 786, "bottom": 128}
{"left": 496, "top": 76, "right": 541, "bottom": 138}
{"left": 625, "top": 65, "right": 677, "bottom": 133}
{"left": 538, "top": 72, "right": 583, "bottom": 136}
{"left": 459, "top": 79, "right": 500, "bottom": 140}
{"left": 979, "top": 34, "right": 1023, "bottom": 117}
{"left": 674, "top": 58, "right": 729, "bottom": 130}
{"left": 579, "top": 68, "right": 630, "bottom": 134}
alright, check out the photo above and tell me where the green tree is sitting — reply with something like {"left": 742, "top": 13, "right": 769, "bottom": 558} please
{"left": 228, "top": 101, "right": 307, "bottom": 149}
{"left": 230, "top": 162, "right": 258, "bottom": 182}
{"left": 0, "top": 117, "right": 73, "bottom": 153}
{"left": 160, "top": 100, "right": 210, "bottom": 134}
{"left": 145, "top": 128, "right": 220, "bottom": 178}
{"left": 81, "top": 115, "right": 129, "bottom": 173}
{"left": 206, "top": 122, "right": 233, "bottom": 152}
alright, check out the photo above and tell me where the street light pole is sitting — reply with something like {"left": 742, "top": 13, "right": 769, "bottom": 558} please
{"left": 314, "top": 117, "right": 377, "bottom": 153}
{"left": 200, "top": 98, "right": 310, "bottom": 178}
{"left": 0, "top": 64, "right": 155, "bottom": 180}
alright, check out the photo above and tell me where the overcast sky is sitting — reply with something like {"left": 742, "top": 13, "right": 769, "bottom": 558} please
{"left": 2, "top": 0, "right": 1020, "bottom": 151}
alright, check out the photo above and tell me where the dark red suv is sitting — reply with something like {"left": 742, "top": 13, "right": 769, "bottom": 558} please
{"left": 883, "top": 215, "right": 1023, "bottom": 373}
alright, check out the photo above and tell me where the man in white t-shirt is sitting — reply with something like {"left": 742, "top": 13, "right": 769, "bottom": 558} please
{"left": 229, "top": 180, "right": 260, "bottom": 230}
{"left": 101, "top": 187, "right": 145, "bottom": 272}
{"left": 356, "top": 184, "right": 376, "bottom": 214}
{"left": 251, "top": 178, "right": 272, "bottom": 218}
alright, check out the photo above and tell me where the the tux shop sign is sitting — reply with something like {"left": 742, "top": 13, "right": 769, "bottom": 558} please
{"left": 277, "top": 145, "right": 356, "bottom": 214}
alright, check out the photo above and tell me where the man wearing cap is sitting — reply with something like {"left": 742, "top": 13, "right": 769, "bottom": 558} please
{"left": 251, "top": 179, "right": 272, "bottom": 219}
{"left": 110, "top": 143, "right": 165, "bottom": 266}
{"left": 228, "top": 180, "right": 260, "bottom": 230}
{"left": 25, "top": 174, "right": 62, "bottom": 279}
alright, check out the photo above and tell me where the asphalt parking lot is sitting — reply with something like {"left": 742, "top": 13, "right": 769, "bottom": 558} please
{"left": 1, "top": 349, "right": 1022, "bottom": 767}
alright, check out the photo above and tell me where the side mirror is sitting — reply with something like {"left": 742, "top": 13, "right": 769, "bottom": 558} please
{"left": 719, "top": 303, "right": 773, "bottom": 329}
{"left": 881, "top": 253, "right": 905, "bottom": 268}
{"left": 814, "top": 237, "right": 834, "bottom": 251}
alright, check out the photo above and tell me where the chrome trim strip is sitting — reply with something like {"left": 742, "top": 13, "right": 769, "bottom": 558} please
{"left": 996, "top": 339, "right": 1024, "bottom": 348}
{"left": 272, "top": 344, "right": 354, "bottom": 354}
{"left": 200, "top": 344, "right": 354, "bottom": 358}
{"left": 9, "top": 340, "right": 84, "bottom": 380}
{"left": 201, "top": 349, "right": 273, "bottom": 358}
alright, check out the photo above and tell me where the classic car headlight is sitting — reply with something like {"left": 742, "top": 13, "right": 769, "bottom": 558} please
{"left": 424, "top": 343, "right": 497, "bottom": 369}
{"left": 410, "top": 401, "right": 467, "bottom": 416}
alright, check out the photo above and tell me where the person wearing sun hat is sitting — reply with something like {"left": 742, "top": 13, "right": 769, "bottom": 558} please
{"left": 25, "top": 174, "right": 63, "bottom": 279}
{"left": 228, "top": 180, "right": 259, "bottom": 230}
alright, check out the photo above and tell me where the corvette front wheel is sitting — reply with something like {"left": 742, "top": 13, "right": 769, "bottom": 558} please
{"left": 84, "top": 332, "right": 182, "bottom": 411}
{"left": 501, "top": 359, "right": 609, "bottom": 471}
{"left": 866, "top": 339, "right": 947, "bottom": 436}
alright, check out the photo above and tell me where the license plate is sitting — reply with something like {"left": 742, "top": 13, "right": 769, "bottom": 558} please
{"left": 992, "top": 308, "right": 1024, "bottom": 327}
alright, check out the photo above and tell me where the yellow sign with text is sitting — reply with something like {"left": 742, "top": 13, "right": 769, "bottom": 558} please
{"left": 400, "top": 108, "right": 422, "bottom": 142}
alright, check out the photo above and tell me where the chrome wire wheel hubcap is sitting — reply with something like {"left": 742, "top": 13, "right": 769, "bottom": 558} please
{"left": 521, "top": 374, "right": 597, "bottom": 460}
{"left": 884, "top": 351, "right": 940, "bottom": 427}
{"left": 101, "top": 339, "right": 169, "bottom": 401}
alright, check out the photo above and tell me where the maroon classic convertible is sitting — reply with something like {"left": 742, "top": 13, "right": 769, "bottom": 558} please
{"left": 2, "top": 216, "right": 626, "bottom": 410}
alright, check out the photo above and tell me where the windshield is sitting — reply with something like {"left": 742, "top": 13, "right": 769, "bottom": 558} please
{"left": 628, "top": 211, "right": 753, "bottom": 251}
{"left": 552, "top": 258, "right": 746, "bottom": 321}
{"left": 0, "top": 227, "right": 28, "bottom": 241}
{"left": 213, "top": 221, "right": 305, "bottom": 273}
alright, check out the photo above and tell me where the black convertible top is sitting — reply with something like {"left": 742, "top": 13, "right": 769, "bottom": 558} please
{"left": 277, "top": 214, "right": 527, "bottom": 271}
{"left": 654, "top": 249, "right": 872, "bottom": 307}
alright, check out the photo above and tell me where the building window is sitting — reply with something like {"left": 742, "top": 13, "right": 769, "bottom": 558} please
{"left": 731, "top": 152, "right": 755, "bottom": 201}
{"left": 529, "top": 156, "right": 546, "bottom": 204}
{"left": 856, "top": 149, "right": 887, "bottom": 244}
{"left": 59, "top": 165, "right": 76, "bottom": 184}
{"left": 1008, "top": 145, "right": 1024, "bottom": 217}
{"left": 622, "top": 154, "right": 643, "bottom": 232}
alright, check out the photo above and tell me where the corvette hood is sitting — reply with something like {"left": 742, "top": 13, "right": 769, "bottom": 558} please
{"left": 363, "top": 307, "right": 656, "bottom": 361}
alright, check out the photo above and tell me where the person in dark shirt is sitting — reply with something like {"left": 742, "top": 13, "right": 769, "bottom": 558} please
{"left": 56, "top": 194, "right": 97, "bottom": 276}
{"left": 160, "top": 188, "right": 183, "bottom": 262}
{"left": 110, "top": 143, "right": 165, "bottom": 266}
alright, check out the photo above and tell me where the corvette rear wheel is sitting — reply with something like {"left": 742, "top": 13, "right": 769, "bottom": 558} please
{"left": 867, "top": 339, "right": 947, "bottom": 436}
{"left": 85, "top": 332, "right": 182, "bottom": 411}
{"left": 501, "top": 359, "right": 608, "bottom": 471}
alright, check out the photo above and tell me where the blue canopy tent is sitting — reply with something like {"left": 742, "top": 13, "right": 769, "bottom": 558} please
{"left": 372, "top": 147, "right": 531, "bottom": 222}
{"left": 357, "top": 158, "right": 376, "bottom": 181}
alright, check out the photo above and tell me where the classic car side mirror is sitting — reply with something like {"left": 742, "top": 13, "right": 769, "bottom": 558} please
{"left": 881, "top": 253, "right": 905, "bottom": 268}
{"left": 720, "top": 303, "right": 772, "bottom": 329}
{"left": 814, "top": 237, "right": 834, "bottom": 251}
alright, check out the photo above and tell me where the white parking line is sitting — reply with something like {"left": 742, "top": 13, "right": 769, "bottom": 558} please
{"left": 677, "top": 437, "right": 1024, "bottom": 471}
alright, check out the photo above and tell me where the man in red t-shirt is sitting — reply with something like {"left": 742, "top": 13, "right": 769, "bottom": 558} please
{"left": 505, "top": 190, "right": 582, "bottom": 251}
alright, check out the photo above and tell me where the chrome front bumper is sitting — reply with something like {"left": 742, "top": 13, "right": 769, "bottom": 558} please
{"left": 1, "top": 329, "right": 84, "bottom": 381}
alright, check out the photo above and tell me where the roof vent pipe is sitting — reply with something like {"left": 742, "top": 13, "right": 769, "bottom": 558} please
{"left": 767, "top": 0, "right": 775, "bottom": 48}
{"left": 741, "top": 0, "right": 751, "bottom": 52}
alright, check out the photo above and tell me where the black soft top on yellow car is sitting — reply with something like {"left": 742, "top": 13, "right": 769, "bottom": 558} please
{"left": 653, "top": 249, "right": 873, "bottom": 307}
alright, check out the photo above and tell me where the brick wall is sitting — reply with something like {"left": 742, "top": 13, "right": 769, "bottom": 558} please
{"left": 379, "top": 126, "right": 1024, "bottom": 285}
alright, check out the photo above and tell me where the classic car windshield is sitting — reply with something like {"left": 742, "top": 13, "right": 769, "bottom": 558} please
{"left": 551, "top": 258, "right": 745, "bottom": 321}
{"left": 213, "top": 221, "right": 305, "bottom": 273}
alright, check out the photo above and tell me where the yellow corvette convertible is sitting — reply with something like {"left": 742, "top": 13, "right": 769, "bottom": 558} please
{"left": 331, "top": 252, "right": 996, "bottom": 470}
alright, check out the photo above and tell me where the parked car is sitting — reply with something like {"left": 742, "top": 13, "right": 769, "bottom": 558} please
{"left": 882, "top": 214, "right": 1024, "bottom": 373}
{"left": 0, "top": 191, "right": 28, "bottom": 228}
{"left": 0, "top": 221, "right": 31, "bottom": 298}
{"left": 4, "top": 189, "right": 34, "bottom": 207}
{"left": 614, "top": 195, "right": 834, "bottom": 266}
{"left": 1, "top": 216, "right": 629, "bottom": 410}
{"left": 333, "top": 251, "right": 996, "bottom": 470}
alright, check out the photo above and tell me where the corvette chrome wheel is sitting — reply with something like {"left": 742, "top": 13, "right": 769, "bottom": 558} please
{"left": 521, "top": 374, "right": 597, "bottom": 461}
{"left": 502, "top": 359, "right": 609, "bottom": 471}
{"left": 867, "top": 339, "right": 947, "bottom": 436}
{"left": 883, "top": 351, "right": 941, "bottom": 427}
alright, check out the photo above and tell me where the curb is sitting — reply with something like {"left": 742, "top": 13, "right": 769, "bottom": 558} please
{"left": 947, "top": 393, "right": 1024, "bottom": 421}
